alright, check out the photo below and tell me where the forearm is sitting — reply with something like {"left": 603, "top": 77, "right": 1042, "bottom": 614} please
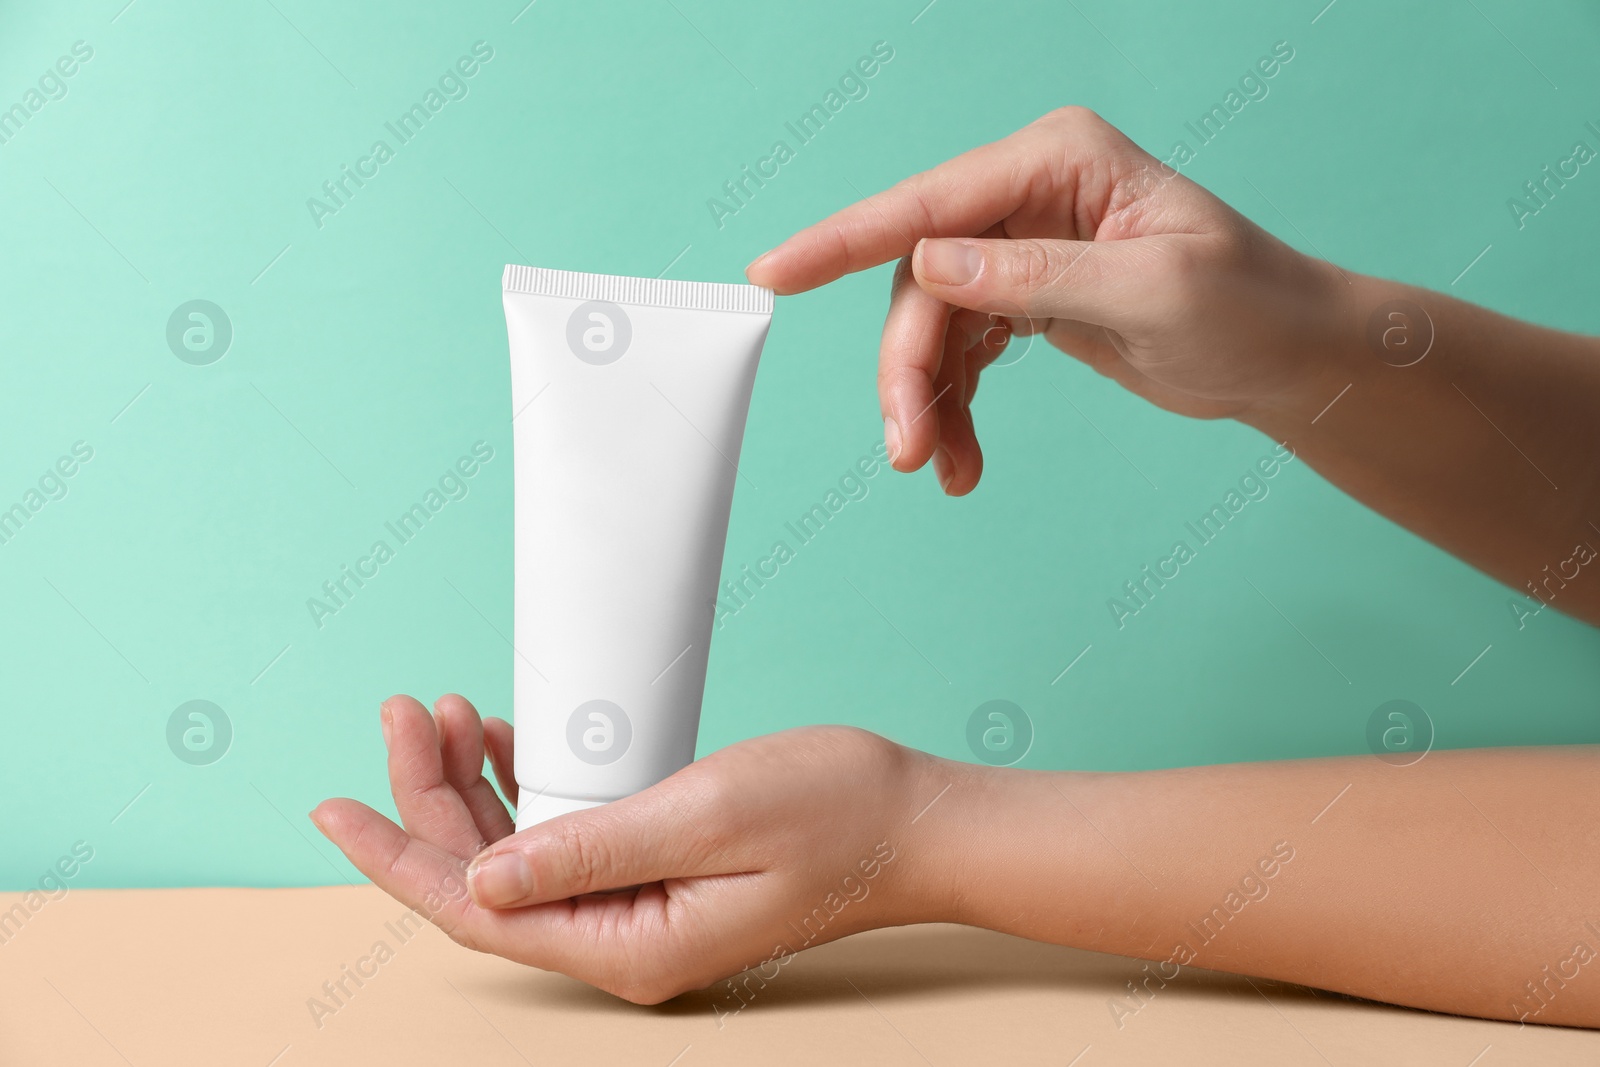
{"left": 909, "top": 746, "right": 1600, "bottom": 1026}
{"left": 1245, "top": 269, "right": 1600, "bottom": 623}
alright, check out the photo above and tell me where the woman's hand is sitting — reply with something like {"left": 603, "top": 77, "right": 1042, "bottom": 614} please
{"left": 746, "top": 106, "right": 1350, "bottom": 495}
{"left": 313, "top": 697, "right": 1600, "bottom": 1025}
{"left": 311, "top": 695, "right": 944, "bottom": 1004}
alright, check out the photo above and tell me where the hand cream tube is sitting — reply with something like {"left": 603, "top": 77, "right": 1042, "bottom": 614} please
{"left": 503, "top": 265, "right": 772, "bottom": 831}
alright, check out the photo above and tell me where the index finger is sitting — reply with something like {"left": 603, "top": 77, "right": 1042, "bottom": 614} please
{"left": 744, "top": 107, "right": 1129, "bottom": 294}
{"left": 311, "top": 798, "right": 489, "bottom": 949}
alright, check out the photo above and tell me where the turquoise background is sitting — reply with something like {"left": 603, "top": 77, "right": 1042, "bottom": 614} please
{"left": 2, "top": 0, "right": 1597, "bottom": 889}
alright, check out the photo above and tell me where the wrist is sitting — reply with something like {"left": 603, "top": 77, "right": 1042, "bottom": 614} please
{"left": 1237, "top": 259, "right": 1389, "bottom": 433}
{"left": 892, "top": 753, "right": 1091, "bottom": 933}
{"left": 895, "top": 760, "right": 1167, "bottom": 951}
{"left": 890, "top": 749, "right": 985, "bottom": 927}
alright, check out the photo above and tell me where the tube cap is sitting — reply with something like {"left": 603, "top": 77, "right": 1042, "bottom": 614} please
{"left": 515, "top": 792, "right": 608, "bottom": 833}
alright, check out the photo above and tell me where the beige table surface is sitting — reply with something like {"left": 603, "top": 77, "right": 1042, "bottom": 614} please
{"left": 0, "top": 885, "right": 1593, "bottom": 1066}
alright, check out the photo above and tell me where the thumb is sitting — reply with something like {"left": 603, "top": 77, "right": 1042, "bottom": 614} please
{"left": 466, "top": 791, "right": 731, "bottom": 908}
{"left": 911, "top": 236, "right": 1152, "bottom": 329}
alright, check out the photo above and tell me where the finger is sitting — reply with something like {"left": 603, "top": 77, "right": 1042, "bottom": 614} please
{"left": 929, "top": 318, "right": 983, "bottom": 496}
{"left": 879, "top": 257, "right": 951, "bottom": 472}
{"left": 955, "top": 309, "right": 1009, "bottom": 406}
{"left": 384, "top": 695, "right": 488, "bottom": 859}
{"left": 313, "top": 797, "right": 643, "bottom": 988}
{"left": 948, "top": 306, "right": 999, "bottom": 353}
{"left": 912, "top": 235, "right": 1166, "bottom": 335}
{"left": 962, "top": 346, "right": 995, "bottom": 410}
{"left": 310, "top": 798, "right": 485, "bottom": 949}
{"left": 435, "top": 694, "right": 516, "bottom": 846}
{"left": 483, "top": 716, "right": 518, "bottom": 807}
{"left": 466, "top": 779, "right": 746, "bottom": 909}
{"left": 746, "top": 107, "right": 1143, "bottom": 293}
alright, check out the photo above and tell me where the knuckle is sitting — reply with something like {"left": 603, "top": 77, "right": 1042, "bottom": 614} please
{"left": 859, "top": 728, "right": 910, "bottom": 776}
{"left": 827, "top": 223, "right": 857, "bottom": 277}
{"left": 1023, "top": 241, "right": 1060, "bottom": 290}
{"left": 1039, "top": 104, "right": 1102, "bottom": 129}
{"left": 553, "top": 820, "right": 610, "bottom": 893}
{"left": 420, "top": 879, "right": 483, "bottom": 952}
{"left": 808, "top": 725, "right": 905, "bottom": 779}
{"left": 877, "top": 362, "right": 929, "bottom": 395}
{"left": 437, "top": 914, "right": 482, "bottom": 953}
{"left": 889, "top": 254, "right": 915, "bottom": 294}
{"left": 1149, "top": 239, "right": 1206, "bottom": 303}
{"left": 895, "top": 173, "right": 940, "bottom": 236}
{"left": 654, "top": 770, "right": 748, "bottom": 872}
{"left": 1001, "top": 240, "right": 1065, "bottom": 298}
{"left": 680, "top": 774, "right": 739, "bottom": 845}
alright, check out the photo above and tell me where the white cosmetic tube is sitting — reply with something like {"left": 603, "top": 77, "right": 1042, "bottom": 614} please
{"left": 502, "top": 265, "right": 773, "bottom": 831}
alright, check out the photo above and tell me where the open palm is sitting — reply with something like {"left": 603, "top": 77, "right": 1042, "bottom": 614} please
{"left": 313, "top": 695, "right": 933, "bottom": 1004}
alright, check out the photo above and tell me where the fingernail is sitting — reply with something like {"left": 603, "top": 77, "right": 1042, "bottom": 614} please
{"left": 884, "top": 417, "right": 903, "bottom": 465}
{"left": 380, "top": 704, "right": 393, "bottom": 748}
{"left": 919, "top": 239, "right": 981, "bottom": 286}
{"left": 307, "top": 808, "right": 325, "bottom": 832}
{"left": 933, "top": 447, "right": 955, "bottom": 492}
{"left": 468, "top": 852, "right": 533, "bottom": 907}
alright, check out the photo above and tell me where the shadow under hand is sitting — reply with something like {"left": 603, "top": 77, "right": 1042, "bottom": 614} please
{"left": 512, "top": 923, "right": 1340, "bottom": 1019}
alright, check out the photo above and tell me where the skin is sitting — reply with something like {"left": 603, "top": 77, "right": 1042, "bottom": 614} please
{"left": 314, "top": 109, "right": 1600, "bottom": 1026}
